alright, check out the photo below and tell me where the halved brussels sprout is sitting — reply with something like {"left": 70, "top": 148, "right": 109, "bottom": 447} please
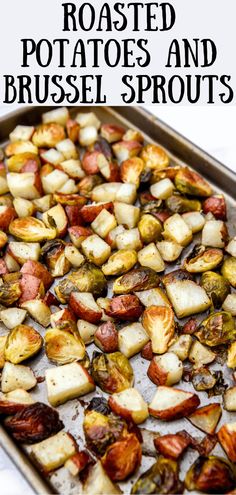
{"left": 83, "top": 409, "right": 125, "bottom": 456}
{"left": 32, "top": 123, "right": 65, "bottom": 148}
{"left": 131, "top": 457, "right": 184, "bottom": 494}
{"left": 113, "top": 268, "right": 160, "bottom": 294}
{"left": 221, "top": 257, "right": 236, "bottom": 288}
{"left": 166, "top": 194, "right": 201, "bottom": 213}
{"left": 138, "top": 214, "right": 163, "bottom": 244}
{"left": 184, "top": 246, "right": 223, "bottom": 273}
{"left": 201, "top": 271, "right": 230, "bottom": 308}
{"left": 45, "top": 328, "right": 85, "bottom": 365}
{"left": 140, "top": 144, "right": 169, "bottom": 170}
{"left": 0, "top": 279, "right": 21, "bottom": 306}
{"left": 175, "top": 168, "right": 212, "bottom": 197}
{"left": 4, "top": 325, "right": 43, "bottom": 364}
{"left": 102, "top": 249, "right": 137, "bottom": 276}
{"left": 55, "top": 263, "right": 107, "bottom": 302}
{"left": 9, "top": 217, "right": 56, "bottom": 242}
{"left": 142, "top": 306, "right": 175, "bottom": 354}
{"left": 195, "top": 312, "right": 236, "bottom": 347}
{"left": 91, "top": 351, "right": 134, "bottom": 393}
{"left": 185, "top": 456, "right": 236, "bottom": 493}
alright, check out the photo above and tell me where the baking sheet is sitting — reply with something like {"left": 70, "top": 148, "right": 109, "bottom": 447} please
{"left": 0, "top": 106, "right": 235, "bottom": 495}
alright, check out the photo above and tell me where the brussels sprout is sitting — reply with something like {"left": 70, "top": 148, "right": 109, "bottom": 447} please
{"left": 77, "top": 174, "right": 103, "bottom": 197}
{"left": 166, "top": 194, "right": 201, "bottom": 213}
{"left": 4, "top": 325, "right": 43, "bottom": 364}
{"left": 102, "top": 249, "right": 137, "bottom": 276}
{"left": 138, "top": 214, "right": 163, "bottom": 243}
{"left": 142, "top": 306, "right": 175, "bottom": 354}
{"left": 113, "top": 268, "right": 160, "bottom": 294}
{"left": 195, "top": 312, "right": 236, "bottom": 347}
{"left": 0, "top": 281, "right": 21, "bottom": 306}
{"left": 185, "top": 456, "right": 236, "bottom": 493}
{"left": 141, "top": 200, "right": 162, "bottom": 216}
{"left": 91, "top": 351, "right": 134, "bottom": 393}
{"left": 131, "top": 457, "right": 184, "bottom": 494}
{"left": 32, "top": 123, "right": 65, "bottom": 148}
{"left": 140, "top": 144, "right": 169, "bottom": 170}
{"left": 45, "top": 328, "right": 85, "bottom": 365}
{"left": 55, "top": 263, "right": 107, "bottom": 302}
{"left": 201, "top": 271, "right": 230, "bottom": 308}
{"left": 221, "top": 257, "right": 236, "bottom": 288}
{"left": 41, "top": 239, "right": 70, "bottom": 277}
{"left": 83, "top": 409, "right": 125, "bottom": 455}
{"left": 175, "top": 168, "right": 212, "bottom": 197}
{"left": 101, "top": 431, "right": 142, "bottom": 481}
{"left": 9, "top": 217, "right": 56, "bottom": 242}
{"left": 184, "top": 246, "right": 223, "bottom": 273}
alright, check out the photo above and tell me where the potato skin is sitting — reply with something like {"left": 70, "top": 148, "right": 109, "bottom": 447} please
{"left": 203, "top": 195, "right": 227, "bottom": 220}
{"left": 141, "top": 341, "right": 154, "bottom": 361}
{"left": 5, "top": 402, "right": 64, "bottom": 443}
{"left": 102, "top": 433, "right": 142, "bottom": 481}
{"left": 149, "top": 392, "right": 200, "bottom": 421}
{"left": 147, "top": 357, "right": 168, "bottom": 385}
{"left": 154, "top": 433, "right": 191, "bottom": 459}
{"left": 0, "top": 206, "right": 16, "bottom": 232}
{"left": 80, "top": 202, "right": 114, "bottom": 223}
{"left": 105, "top": 295, "right": 143, "bottom": 321}
{"left": 21, "top": 260, "right": 53, "bottom": 290}
{"left": 218, "top": 424, "right": 236, "bottom": 462}
{"left": 69, "top": 292, "right": 102, "bottom": 324}
{"left": 94, "top": 322, "right": 118, "bottom": 352}
{"left": 19, "top": 274, "right": 44, "bottom": 304}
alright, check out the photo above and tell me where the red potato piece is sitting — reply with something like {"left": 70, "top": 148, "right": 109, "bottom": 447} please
{"left": 82, "top": 151, "right": 100, "bottom": 175}
{"left": 43, "top": 291, "right": 59, "bottom": 307}
{"left": 105, "top": 295, "right": 143, "bottom": 321}
{"left": 203, "top": 195, "right": 227, "bottom": 220}
{"left": 94, "top": 322, "right": 118, "bottom": 352}
{"left": 154, "top": 433, "right": 191, "bottom": 459}
{"left": 80, "top": 202, "right": 114, "bottom": 223}
{"left": 188, "top": 403, "right": 222, "bottom": 435}
{"left": 112, "top": 140, "right": 142, "bottom": 162}
{"left": 0, "top": 205, "right": 16, "bottom": 232}
{"left": 147, "top": 353, "right": 183, "bottom": 386}
{"left": 149, "top": 386, "right": 200, "bottom": 421}
{"left": 100, "top": 124, "right": 125, "bottom": 143}
{"left": 108, "top": 388, "right": 149, "bottom": 424}
{"left": 20, "top": 260, "right": 53, "bottom": 290}
{"left": 101, "top": 433, "right": 142, "bottom": 481}
{"left": 65, "top": 451, "right": 91, "bottom": 476}
{"left": 42, "top": 204, "right": 68, "bottom": 238}
{"left": 141, "top": 341, "right": 154, "bottom": 361}
{"left": 50, "top": 307, "right": 76, "bottom": 330}
{"left": 68, "top": 226, "right": 93, "bottom": 248}
{"left": 218, "top": 423, "right": 236, "bottom": 462}
{"left": 106, "top": 161, "right": 120, "bottom": 182}
{"left": 21, "top": 159, "right": 40, "bottom": 173}
{"left": 66, "top": 119, "right": 80, "bottom": 143}
{"left": 182, "top": 318, "right": 198, "bottom": 335}
{"left": 19, "top": 274, "right": 45, "bottom": 304}
{"left": 65, "top": 205, "right": 85, "bottom": 226}
{"left": 69, "top": 292, "right": 102, "bottom": 324}
{"left": 0, "top": 259, "right": 8, "bottom": 275}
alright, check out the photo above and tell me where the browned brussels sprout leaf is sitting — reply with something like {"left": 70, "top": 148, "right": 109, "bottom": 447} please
{"left": 201, "top": 271, "right": 230, "bottom": 308}
{"left": 55, "top": 263, "right": 107, "bottom": 302}
{"left": 91, "top": 351, "right": 134, "bottom": 394}
{"left": 166, "top": 194, "right": 201, "bottom": 213}
{"left": 113, "top": 268, "right": 160, "bottom": 294}
{"left": 83, "top": 409, "right": 125, "bottom": 456}
{"left": 195, "top": 312, "right": 236, "bottom": 347}
{"left": 5, "top": 325, "right": 43, "bottom": 364}
{"left": 131, "top": 457, "right": 184, "bottom": 494}
{"left": 175, "top": 168, "right": 213, "bottom": 197}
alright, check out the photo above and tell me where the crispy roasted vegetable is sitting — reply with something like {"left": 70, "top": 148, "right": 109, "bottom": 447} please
{"left": 21, "top": 300, "right": 51, "bottom": 327}
{"left": 188, "top": 404, "right": 222, "bottom": 434}
{"left": 42, "top": 107, "right": 69, "bottom": 126}
{"left": 223, "top": 388, "right": 236, "bottom": 411}
{"left": 31, "top": 431, "right": 77, "bottom": 473}
{"left": 195, "top": 311, "right": 236, "bottom": 347}
{"left": 221, "top": 257, "right": 236, "bottom": 288}
{"left": 147, "top": 352, "right": 183, "bottom": 386}
{"left": 0, "top": 335, "right": 7, "bottom": 369}
{"left": 105, "top": 295, "right": 143, "bottom": 321}
{"left": 185, "top": 456, "right": 236, "bottom": 493}
{"left": 154, "top": 432, "right": 191, "bottom": 460}
{"left": 140, "top": 144, "right": 169, "bottom": 170}
{"left": 8, "top": 242, "right": 41, "bottom": 265}
{"left": 0, "top": 389, "right": 34, "bottom": 414}
{"left": 138, "top": 243, "right": 165, "bottom": 272}
{"left": 83, "top": 461, "right": 122, "bottom": 495}
{"left": 101, "top": 123, "right": 125, "bottom": 143}
{"left": 94, "top": 322, "right": 118, "bottom": 352}
{"left": 4, "top": 325, "right": 43, "bottom": 364}
{"left": 202, "top": 219, "right": 228, "bottom": 248}
{"left": 175, "top": 168, "right": 212, "bottom": 197}
{"left": 45, "top": 328, "right": 85, "bottom": 364}
{"left": 1, "top": 362, "right": 37, "bottom": 393}
{"left": 131, "top": 457, "right": 184, "bottom": 494}
{"left": 163, "top": 213, "right": 193, "bottom": 246}
{"left": 166, "top": 194, "right": 201, "bottom": 214}
{"left": 102, "top": 432, "right": 142, "bottom": 481}
{"left": 113, "top": 267, "right": 160, "bottom": 294}
{"left": 203, "top": 194, "right": 227, "bottom": 220}
{"left": 138, "top": 214, "right": 162, "bottom": 244}
{"left": 163, "top": 270, "right": 211, "bottom": 318}
{"left": 118, "top": 322, "right": 149, "bottom": 358}
{"left": 189, "top": 341, "right": 216, "bottom": 367}
{"left": 5, "top": 402, "right": 64, "bottom": 443}
{"left": 84, "top": 408, "right": 126, "bottom": 456}
{"left": 149, "top": 386, "right": 200, "bottom": 420}
{"left": 156, "top": 240, "right": 183, "bottom": 262}
{"left": 182, "top": 211, "right": 205, "bottom": 233}
{"left": 108, "top": 388, "right": 148, "bottom": 424}
{"left": 142, "top": 306, "right": 175, "bottom": 354}
{"left": 223, "top": 294, "right": 236, "bottom": 316}
{"left": 32, "top": 123, "right": 65, "bottom": 148}
{"left": 168, "top": 335, "right": 193, "bottom": 361}
{"left": 218, "top": 423, "right": 236, "bottom": 462}
{"left": 184, "top": 246, "right": 223, "bottom": 273}
{"left": 69, "top": 292, "right": 102, "bottom": 323}
{"left": 102, "top": 249, "right": 137, "bottom": 276}
{"left": 0, "top": 281, "right": 21, "bottom": 306}
{"left": 192, "top": 367, "right": 217, "bottom": 392}
{"left": 82, "top": 234, "right": 111, "bottom": 266}
{"left": 55, "top": 263, "right": 107, "bottom": 301}
{"left": 91, "top": 351, "right": 134, "bottom": 393}
{"left": 19, "top": 274, "right": 45, "bottom": 304}
{"left": 120, "top": 157, "right": 144, "bottom": 187}
{"left": 9, "top": 217, "right": 56, "bottom": 242}
{"left": 45, "top": 362, "right": 95, "bottom": 406}
{"left": 201, "top": 271, "right": 230, "bottom": 308}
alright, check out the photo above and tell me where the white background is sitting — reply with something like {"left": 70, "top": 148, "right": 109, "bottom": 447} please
{"left": 0, "top": 104, "right": 235, "bottom": 495}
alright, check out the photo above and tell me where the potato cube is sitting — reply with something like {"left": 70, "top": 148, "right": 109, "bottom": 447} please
{"left": 116, "top": 228, "right": 142, "bottom": 250}
{"left": 150, "top": 178, "right": 174, "bottom": 199}
{"left": 114, "top": 202, "right": 140, "bottom": 229}
{"left": 163, "top": 214, "right": 192, "bottom": 246}
{"left": 31, "top": 431, "right": 77, "bottom": 472}
{"left": 138, "top": 243, "right": 165, "bottom": 272}
{"left": 118, "top": 322, "right": 149, "bottom": 358}
{"left": 91, "top": 209, "right": 117, "bottom": 238}
{"left": 45, "top": 362, "right": 95, "bottom": 406}
{"left": 81, "top": 234, "right": 111, "bottom": 265}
